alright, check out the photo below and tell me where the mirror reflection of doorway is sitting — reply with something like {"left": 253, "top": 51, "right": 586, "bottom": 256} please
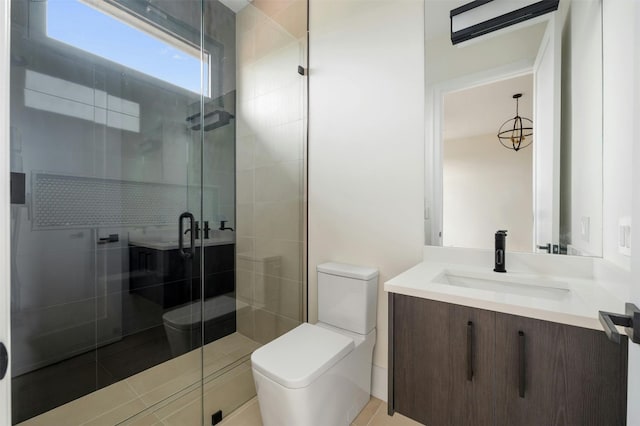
{"left": 442, "top": 74, "right": 534, "bottom": 252}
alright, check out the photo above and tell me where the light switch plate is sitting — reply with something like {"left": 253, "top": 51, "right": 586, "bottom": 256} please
{"left": 619, "top": 216, "right": 631, "bottom": 256}
{"left": 580, "top": 216, "right": 590, "bottom": 242}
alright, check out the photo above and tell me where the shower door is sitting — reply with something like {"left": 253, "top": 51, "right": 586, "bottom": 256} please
{"left": 4, "top": 0, "right": 245, "bottom": 424}
{"left": 5, "top": 0, "right": 309, "bottom": 423}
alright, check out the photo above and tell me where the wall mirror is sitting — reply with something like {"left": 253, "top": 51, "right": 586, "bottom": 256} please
{"left": 424, "top": 0, "right": 603, "bottom": 257}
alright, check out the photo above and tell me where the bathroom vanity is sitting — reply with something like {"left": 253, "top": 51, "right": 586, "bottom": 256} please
{"left": 386, "top": 247, "right": 629, "bottom": 426}
{"left": 128, "top": 238, "right": 235, "bottom": 308}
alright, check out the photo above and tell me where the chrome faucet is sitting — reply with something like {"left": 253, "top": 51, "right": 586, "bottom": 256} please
{"left": 494, "top": 230, "right": 507, "bottom": 273}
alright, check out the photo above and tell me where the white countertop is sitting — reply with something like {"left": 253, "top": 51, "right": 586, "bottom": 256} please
{"left": 385, "top": 247, "right": 629, "bottom": 331}
{"left": 129, "top": 236, "right": 234, "bottom": 251}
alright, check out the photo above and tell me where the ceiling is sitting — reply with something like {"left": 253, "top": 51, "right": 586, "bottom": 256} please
{"left": 425, "top": 0, "right": 470, "bottom": 40}
{"left": 443, "top": 74, "right": 534, "bottom": 141}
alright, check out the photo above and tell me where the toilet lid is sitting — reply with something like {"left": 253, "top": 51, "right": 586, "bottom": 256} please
{"left": 251, "top": 323, "right": 354, "bottom": 389}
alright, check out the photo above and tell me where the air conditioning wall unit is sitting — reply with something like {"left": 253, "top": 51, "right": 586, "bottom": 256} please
{"left": 450, "top": 0, "right": 560, "bottom": 45}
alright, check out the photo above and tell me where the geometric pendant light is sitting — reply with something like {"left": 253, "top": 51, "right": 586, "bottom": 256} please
{"left": 497, "top": 93, "right": 533, "bottom": 152}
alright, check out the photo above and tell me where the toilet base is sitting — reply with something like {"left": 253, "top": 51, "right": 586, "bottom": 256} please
{"left": 252, "top": 328, "right": 375, "bottom": 426}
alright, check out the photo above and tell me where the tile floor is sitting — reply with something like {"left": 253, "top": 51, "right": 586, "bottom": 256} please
{"left": 17, "top": 330, "right": 422, "bottom": 426}
{"left": 18, "top": 333, "right": 261, "bottom": 426}
{"left": 12, "top": 325, "right": 173, "bottom": 423}
{"left": 220, "top": 396, "right": 423, "bottom": 426}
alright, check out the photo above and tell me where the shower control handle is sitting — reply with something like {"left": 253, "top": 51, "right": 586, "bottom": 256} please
{"left": 178, "top": 212, "right": 195, "bottom": 259}
{"left": 537, "top": 243, "right": 551, "bottom": 253}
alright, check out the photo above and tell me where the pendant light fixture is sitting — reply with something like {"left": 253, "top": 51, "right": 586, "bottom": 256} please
{"left": 497, "top": 93, "right": 533, "bottom": 152}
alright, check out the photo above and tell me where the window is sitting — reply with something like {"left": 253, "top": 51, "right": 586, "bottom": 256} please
{"left": 24, "top": 70, "right": 141, "bottom": 132}
{"left": 46, "top": 0, "right": 209, "bottom": 96}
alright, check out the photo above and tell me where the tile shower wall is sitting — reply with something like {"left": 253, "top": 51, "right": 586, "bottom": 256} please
{"left": 235, "top": 1, "right": 307, "bottom": 343}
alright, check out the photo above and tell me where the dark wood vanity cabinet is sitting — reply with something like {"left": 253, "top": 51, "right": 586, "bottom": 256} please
{"left": 393, "top": 295, "right": 495, "bottom": 426}
{"left": 129, "top": 243, "right": 235, "bottom": 308}
{"left": 389, "top": 294, "right": 628, "bottom": 426}
{"left": 494, "top": 313, "right": 628, "bottom": 426}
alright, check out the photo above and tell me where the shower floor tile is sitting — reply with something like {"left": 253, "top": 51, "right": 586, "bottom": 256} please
{"left": 12, "top": 325, "right": 172, "bottom": 424}
{"left": 16, "top": 332, "right": 260, "bottom": 426}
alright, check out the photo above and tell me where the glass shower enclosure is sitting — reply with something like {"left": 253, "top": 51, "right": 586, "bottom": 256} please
{"left": 8, "top": 0, "right": 307, "bottom": 424}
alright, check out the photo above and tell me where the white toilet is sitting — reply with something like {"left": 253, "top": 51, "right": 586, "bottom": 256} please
{"left": 163, "top": 295, "right": 243, "bottom": 356}
{"left": 251, "top": 262, "right": 378, "bottom": 426}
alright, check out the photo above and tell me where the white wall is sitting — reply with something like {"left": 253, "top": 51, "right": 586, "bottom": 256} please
{"left": 443, "top": 134, "right": 533, "bottom": 252}
{"left": 308, "top": 0, "right": 425, "bottom": 395}
{"left": 602, "top": 0, "right": 633, "bottom": 270}
{"left": 560, "top": 0, "right": 603, "bottom": 257}
{"left": 425, "top": 24, "right": 546, "bottom": 86}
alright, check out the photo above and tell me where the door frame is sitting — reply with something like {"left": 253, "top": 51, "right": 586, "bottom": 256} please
{"left": 628, "top": 1, "right": 640, "bottom": 423}
{"left": 426, "top": 59, "right": 534, "bottom": 247}
{"left": 532, "top": 13, "right": 562, "bottom": 252}
{"left": 1, "top": 0, "right": 12, "bottom": 423}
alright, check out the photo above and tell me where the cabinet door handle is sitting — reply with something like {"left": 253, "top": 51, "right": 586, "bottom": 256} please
{"left": 467, "top": 321, "right": 473, "bottom": 381}
{"left": 518, "top": 330, "right": 526, "bottom": 398}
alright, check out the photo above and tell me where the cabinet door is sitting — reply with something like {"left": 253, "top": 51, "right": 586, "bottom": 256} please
{"left": 495, "top": 313, "right": 628, "bottom": 426}
{"left": 394, "top": 295, "right": 494, "bottom": 426}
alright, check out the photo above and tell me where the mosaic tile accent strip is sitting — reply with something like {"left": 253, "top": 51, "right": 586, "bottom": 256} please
{"left": 32, "top": 172, "right": 217, "bottom": 229}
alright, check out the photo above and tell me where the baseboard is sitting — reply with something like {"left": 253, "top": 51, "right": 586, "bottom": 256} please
{"left": 371, "top": 364, "right": 387, "bottom": 402}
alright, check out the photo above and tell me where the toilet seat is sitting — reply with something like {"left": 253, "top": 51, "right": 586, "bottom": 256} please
{"left": 251, "top": 323, "right": 354, "bottom": 389}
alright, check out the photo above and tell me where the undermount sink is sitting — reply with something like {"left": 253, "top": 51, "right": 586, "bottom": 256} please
{"left": 432, "top": 269, "right": 570, "bottom": 300}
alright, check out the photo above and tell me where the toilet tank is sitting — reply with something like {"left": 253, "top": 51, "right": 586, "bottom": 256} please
{"left": 317, "top": 262, "right": 378, "bottom": 334}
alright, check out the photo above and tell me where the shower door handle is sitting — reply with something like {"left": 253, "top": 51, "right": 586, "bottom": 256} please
{"left": 0, "top": 342, "right": 7, "bottom": 380}
{"left": 179, "top": 212, "right": 195, "bottom": 259}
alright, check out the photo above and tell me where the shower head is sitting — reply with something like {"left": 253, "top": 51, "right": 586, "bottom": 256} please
{"left": 186, "top": 109, "right": 234, "bottom": 132}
